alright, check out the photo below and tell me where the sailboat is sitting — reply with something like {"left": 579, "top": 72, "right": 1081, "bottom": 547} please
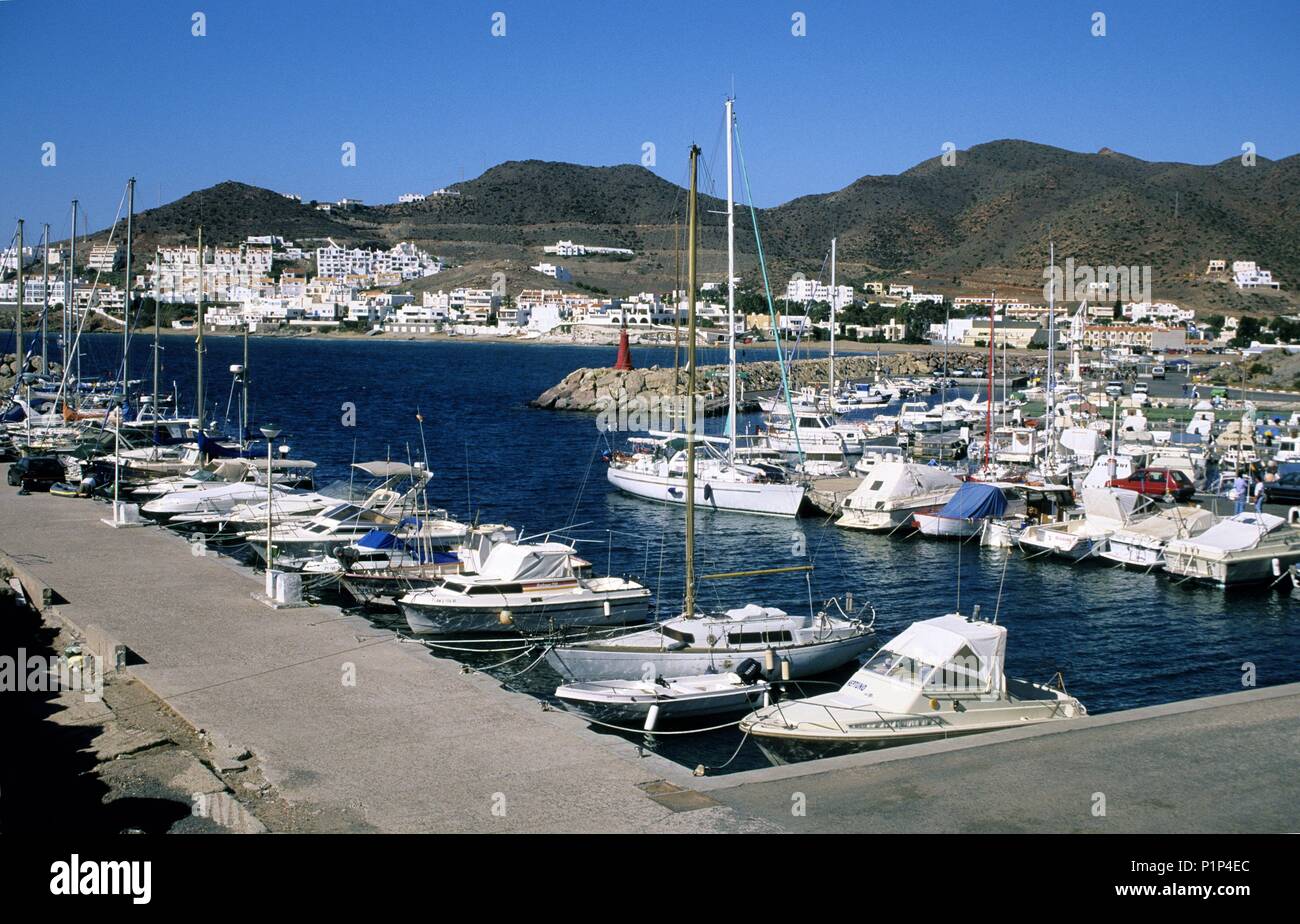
{"left": 604, "top": 99, "right": 808, "bottom": 518}
{"left": 550, "top": 131, "right": 873, "bottom": 686}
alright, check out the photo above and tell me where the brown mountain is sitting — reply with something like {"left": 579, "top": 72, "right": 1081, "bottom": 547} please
{"left": 88, "top": 141, "right": 1299, "bottom": 314}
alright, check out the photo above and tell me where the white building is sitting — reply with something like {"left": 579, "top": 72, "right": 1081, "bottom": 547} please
{"left": 530, "top": 262, "right": 572, "bottom": 282}
{"left": 1123, "top": 301, "right": 1196, "bottom": 325}
{"left": 543, "top": 240, "right": 635, "bottom": 257}
{"left": 785, "top": 278, "right": 854, "bottom": 306}
{"left": 398, "top": 193, "right": 427, "bottom": 204}
{"left": 1, "top": 246, "right": 38, "bottom": 272}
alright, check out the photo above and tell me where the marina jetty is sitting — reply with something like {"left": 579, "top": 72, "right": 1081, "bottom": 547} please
{"left": 3, "top": 475, "right": 1297, "bottom": 832}
{"left": 531, "top": 350, "right": 1024, "bottom": 413}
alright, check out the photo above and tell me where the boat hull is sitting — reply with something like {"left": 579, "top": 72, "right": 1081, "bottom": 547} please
{"left": 399, "top": 593, "right": 650, "bottom": 635}
{"left": 606, "top": 466, "right": 805, "bottom": 517}
{"left": 544, "top": 632, "right": 874, "bottom": 682}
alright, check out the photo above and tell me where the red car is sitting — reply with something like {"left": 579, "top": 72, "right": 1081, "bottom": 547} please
{"left": 1107, "top": 468, "right": 1195, "bottom": 502}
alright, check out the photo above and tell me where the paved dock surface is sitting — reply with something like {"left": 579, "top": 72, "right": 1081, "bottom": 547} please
{"left": 3, "top": 468, "right": 1297, "bottom": 832}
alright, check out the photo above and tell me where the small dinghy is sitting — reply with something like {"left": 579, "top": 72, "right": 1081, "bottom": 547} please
{"left": 556, "top": 658, "right": 771, "bottom": 731}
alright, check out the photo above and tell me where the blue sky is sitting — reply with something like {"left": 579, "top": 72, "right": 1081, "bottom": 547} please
{"left": 2, "top": 0, "right": 1297, "bottom": 237}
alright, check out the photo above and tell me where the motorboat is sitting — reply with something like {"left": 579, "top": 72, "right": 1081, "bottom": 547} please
{"left": 1164, "top": 511, "right": 1300, "bottom": 585}
{"left": 739, "top": 613, "right": 1086, "bottom": 764}
{"left": 555, "top": 659, "right": 771, "bottom": 731}
{"left": 605, "top": 432, "right": 807, "bottom": 517}
{"left": 1018, "top": 487, "right": 1154, "bottom": 561}
{"left": 835, "top": 460, "right": 962, "bottom": 532}
{"left": 913, "top": 480, "right": 1016, "bottom": 539}
{"left": 980, "top": 485, "right": 1077, "bottom": 548}
{"left": 1100, "top": 505, "right": 1218, "bottom": 569}
{"left": 763, "top": 409, "right": 863, "bottom": 456}
{"left": 397, "top": 540, "right": 650, "bottom": 634}
{"left": 545, "top": 602, "right": 873, "bottom": 681}
{"left": 335, "top": 522, "right": 517, "bottom": 605}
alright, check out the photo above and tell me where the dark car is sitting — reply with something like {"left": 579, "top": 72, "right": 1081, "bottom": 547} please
{"left": 1262, "top": 467, "right": 1300, "bottom": 506}
{"left": 7, "top": 456, "right": 66, "bottom": 492}
{"left": 1107, "top": 467, "right": 1196, "bottom": 502}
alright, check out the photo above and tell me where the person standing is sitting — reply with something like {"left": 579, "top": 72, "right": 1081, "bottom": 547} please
{"left": 1232, "top": 470, "right": 1249, "bottom": 515}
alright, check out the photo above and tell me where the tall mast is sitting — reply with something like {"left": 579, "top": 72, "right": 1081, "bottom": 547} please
{"left": 70, "top": 199, "right": 79, "bottom": 401}
{"left": 196, "top": 225, "right": 205, "bottom": 426}
{"left": 15, "top": 220, "right": 23, "bottom": 373}
{"left": 1046, "top": 238, "right": 1056, "bottom": 450}
{"left": 725, "top": 97, "right": 737, "bottom": 457}
{"left": 152, "top": 252, "right": 160, "bottom": 441}
{"left": 684, "top": 144, "right": 700, "bottom": 620}
{"left": 41, "top": 224, "right": 49, "bottom": 370}
{"left": 242, "top": 321, "right": 250, "bottom": 447}
{"left": 829, "top": 237, "right": 836, "bottom": 400}
{"left": 123, "top": 177, "right": 134, "bottom": 409}
{"left": 985, "top": 290, "right": 995, "bottom": 472}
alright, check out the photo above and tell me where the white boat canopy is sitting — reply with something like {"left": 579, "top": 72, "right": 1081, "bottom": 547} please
{"left": 857, "top": 614, "right": 1007, "bottom": 697}
{"left": 1080, "top": 487, "right": 1150, "bottom": 525}
{"left": 479, "top": 542, "right": 575, "bottom": 582}
{"left": 848, "top": 460, "right": 961, "bottom": 504}
{"left": 1183, "top": 512, "right": 1286, "bottom": 553}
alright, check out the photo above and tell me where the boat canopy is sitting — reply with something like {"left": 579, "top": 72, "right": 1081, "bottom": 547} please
{"left": 861, "top": 614, "right": 1006, "bottom": 695}
{"left": 1081, "top": 487, "right": 1148, "bottom": 524}
{"left": 1182, "top": 512, "right": 1286, "bottom": 552}
{"left": 479, "top": 542, "right": 574, "bottom": 582}
{"left": 352, "top": 461, "right": 417, "bottom": 478}
{"left": 849, "top": 460, "right": 961, "bottom": 503}
{"left": 723, "top": 604, "right": 789, "bottom": 621}
{"left": 937, "top": 482, "right": 1007, "bottom": 520}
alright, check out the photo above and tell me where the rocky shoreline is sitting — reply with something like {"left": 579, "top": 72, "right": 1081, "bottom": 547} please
{"left": 529, "top": 350, "right": 1037, "bottom": 413}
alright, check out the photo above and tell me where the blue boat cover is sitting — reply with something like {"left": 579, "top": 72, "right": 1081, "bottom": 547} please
{"left": 937, "top": 481, "right": 1007, "bottom": 519}
{"left": 356, "top": 529, "right": 402, "bottom": 550}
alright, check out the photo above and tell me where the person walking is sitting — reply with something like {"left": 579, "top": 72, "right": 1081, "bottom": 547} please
{"left": 1254, "top": 474, "right": 1267, "bottom": 513}
{"left": 1231, "top": 470, "right": 1249, "bottom": 515}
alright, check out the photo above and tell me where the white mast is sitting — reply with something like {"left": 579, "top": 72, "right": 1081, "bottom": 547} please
{"left": 829, "top": 237, "right": 837, "bottom": 400}
{"left": 1047, "top": 239, "right": 1055, "bottom": 426}
{"left": 725, "top": 96, "right": 737, "bottom": 457}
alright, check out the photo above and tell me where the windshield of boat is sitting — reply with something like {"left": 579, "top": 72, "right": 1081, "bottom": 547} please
{"left": 318, "top": 478, "right": 371, "bottom": 501}
{"left": 861, "top": 648, "right": 930, "bottom": 686}
{"left": 859, "top": 644, "right": 984, "bottom": 692}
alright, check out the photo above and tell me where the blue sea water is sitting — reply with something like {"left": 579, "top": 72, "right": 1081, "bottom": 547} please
{"left": 70, "top": 333, "right": 1300, "bottom": 771}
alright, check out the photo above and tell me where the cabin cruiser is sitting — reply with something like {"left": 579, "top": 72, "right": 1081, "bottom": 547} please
{"left": 836, "top": 460, "right": 962, "bottom": 532}
{"left": 1100, "top": 505, "right": 1218, "bottom": 569}
{"left": 240, "top": 462, "right": 432, "bottom": 566}
{"left": 980, "top": 485, "right": 1076, "bottom": 548}
{"left": 555, "top": 659, "right": 771, "bottom": 731}
{"left": 1018, "top": 487, "right": 1154, "bottom": 561}
{"left": 1164, "top": 511, "right": 1300, "bottom": 585}
{"left": 913, "top": 481, "right": 1018, "bottom": 539}
{"left": 739, "top": 613, "right": 1086, "bottom": 764}
{"left": 397, "top": 541, "right": 650, "bottom": 635}
{"left": 134, "top": 458, "right": 315, "bottom": 501}
{"left": 336, "top": 522, "right": 520, "bottom": 605}
{"left": 168, "top": 460, "right": 422, "bottom": 533}
{"left": 545, "top": 601, "right": 873, "bottom": 681}
{"left": 763, "top": 409, "right": 864, "bottom": 456}
{"left": 605, "top": 432, "right": 806, "bottom": 517}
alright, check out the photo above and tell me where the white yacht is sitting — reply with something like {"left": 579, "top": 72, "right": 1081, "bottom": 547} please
{"left": 1100, "top": 505, "right": 1218, "bottom": 569}
{"left": 545, "top": 603, "right": 873, "bottom": 681}
{"left": 739, "top": 613, "right": 1086, "bottom": 764}
{"left": 836, "top": 460, "right": 962, "bottom": 532}
{"left": 1164, "top": 511, "right": 1300, "bottom": 585}
{"left": 1018, "top": 487, "right": 1153, "bottom": 561}
{"left": 606, "top": 432, "right": 806, "bottom": 517}
{"left": 397, "top": 541, "right": 650, "bottom": 635}
{"left": 555, "top": 661, "right": 771, "bottom": 731}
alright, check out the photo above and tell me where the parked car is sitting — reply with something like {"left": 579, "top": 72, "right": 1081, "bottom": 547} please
{"left": 1108, "top": 467, "right": 1196, "bottom": 502}
{"left": 1261, "top": 467, "right": 1300, "bottom": 506}
{"left": 7, "top": 456, "right": 66, "bottom": 492}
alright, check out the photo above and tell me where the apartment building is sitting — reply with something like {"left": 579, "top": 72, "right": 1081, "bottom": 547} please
{"left": 1082, "top": 324, "right": 1187, "bottom": 352}
{"left": 784, "top": 278, "right": 854, "bottom": 305}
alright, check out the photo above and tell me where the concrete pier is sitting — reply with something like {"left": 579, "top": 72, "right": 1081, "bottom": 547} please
{"left": 3, "top": 466, "right": 1298, "bottom": 833}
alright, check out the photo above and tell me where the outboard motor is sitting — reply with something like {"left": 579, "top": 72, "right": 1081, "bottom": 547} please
{"left": 734, "top": 658, "right": 763, "bottom": 686}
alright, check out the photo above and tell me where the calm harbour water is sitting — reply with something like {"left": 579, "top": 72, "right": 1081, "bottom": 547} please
{"left": 77, "top": 333, "right": 1300, "bottom": 772}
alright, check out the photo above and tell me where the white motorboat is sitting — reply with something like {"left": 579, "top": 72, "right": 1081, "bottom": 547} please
{"left": 763, "top": 410, "right": 863, "bottom": 456}
{"left": 1164, "top": 511, "right": 1300, "bottom": 585}
{"left": 1018, "top": 487, "right": 1154, "bottom": 561}
{"left": 739, "top": 613, "right": 1087, "bottom": 764}
{"left": 835, "top": 460, "right": 962, "bottom": 532}
{"left": 397, "top": 540, "right": 650, "bottom": 634}
{"left": 555, "top": 659, "right": 772, "bottom": 731}
{"left": 545, "top": 602, "right": 874, "bottom": 681}
{"left": 913, "top": 480, "right": 1017, "bottom": 538}
{"left": 337, "top": 523, "right": 518, "bottom": 605}
{"left": 1100, "top": 505, "right": 1218, "bottom": 569}
{"left": 606, "top": 432, "right": 806, "bottom": 517}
